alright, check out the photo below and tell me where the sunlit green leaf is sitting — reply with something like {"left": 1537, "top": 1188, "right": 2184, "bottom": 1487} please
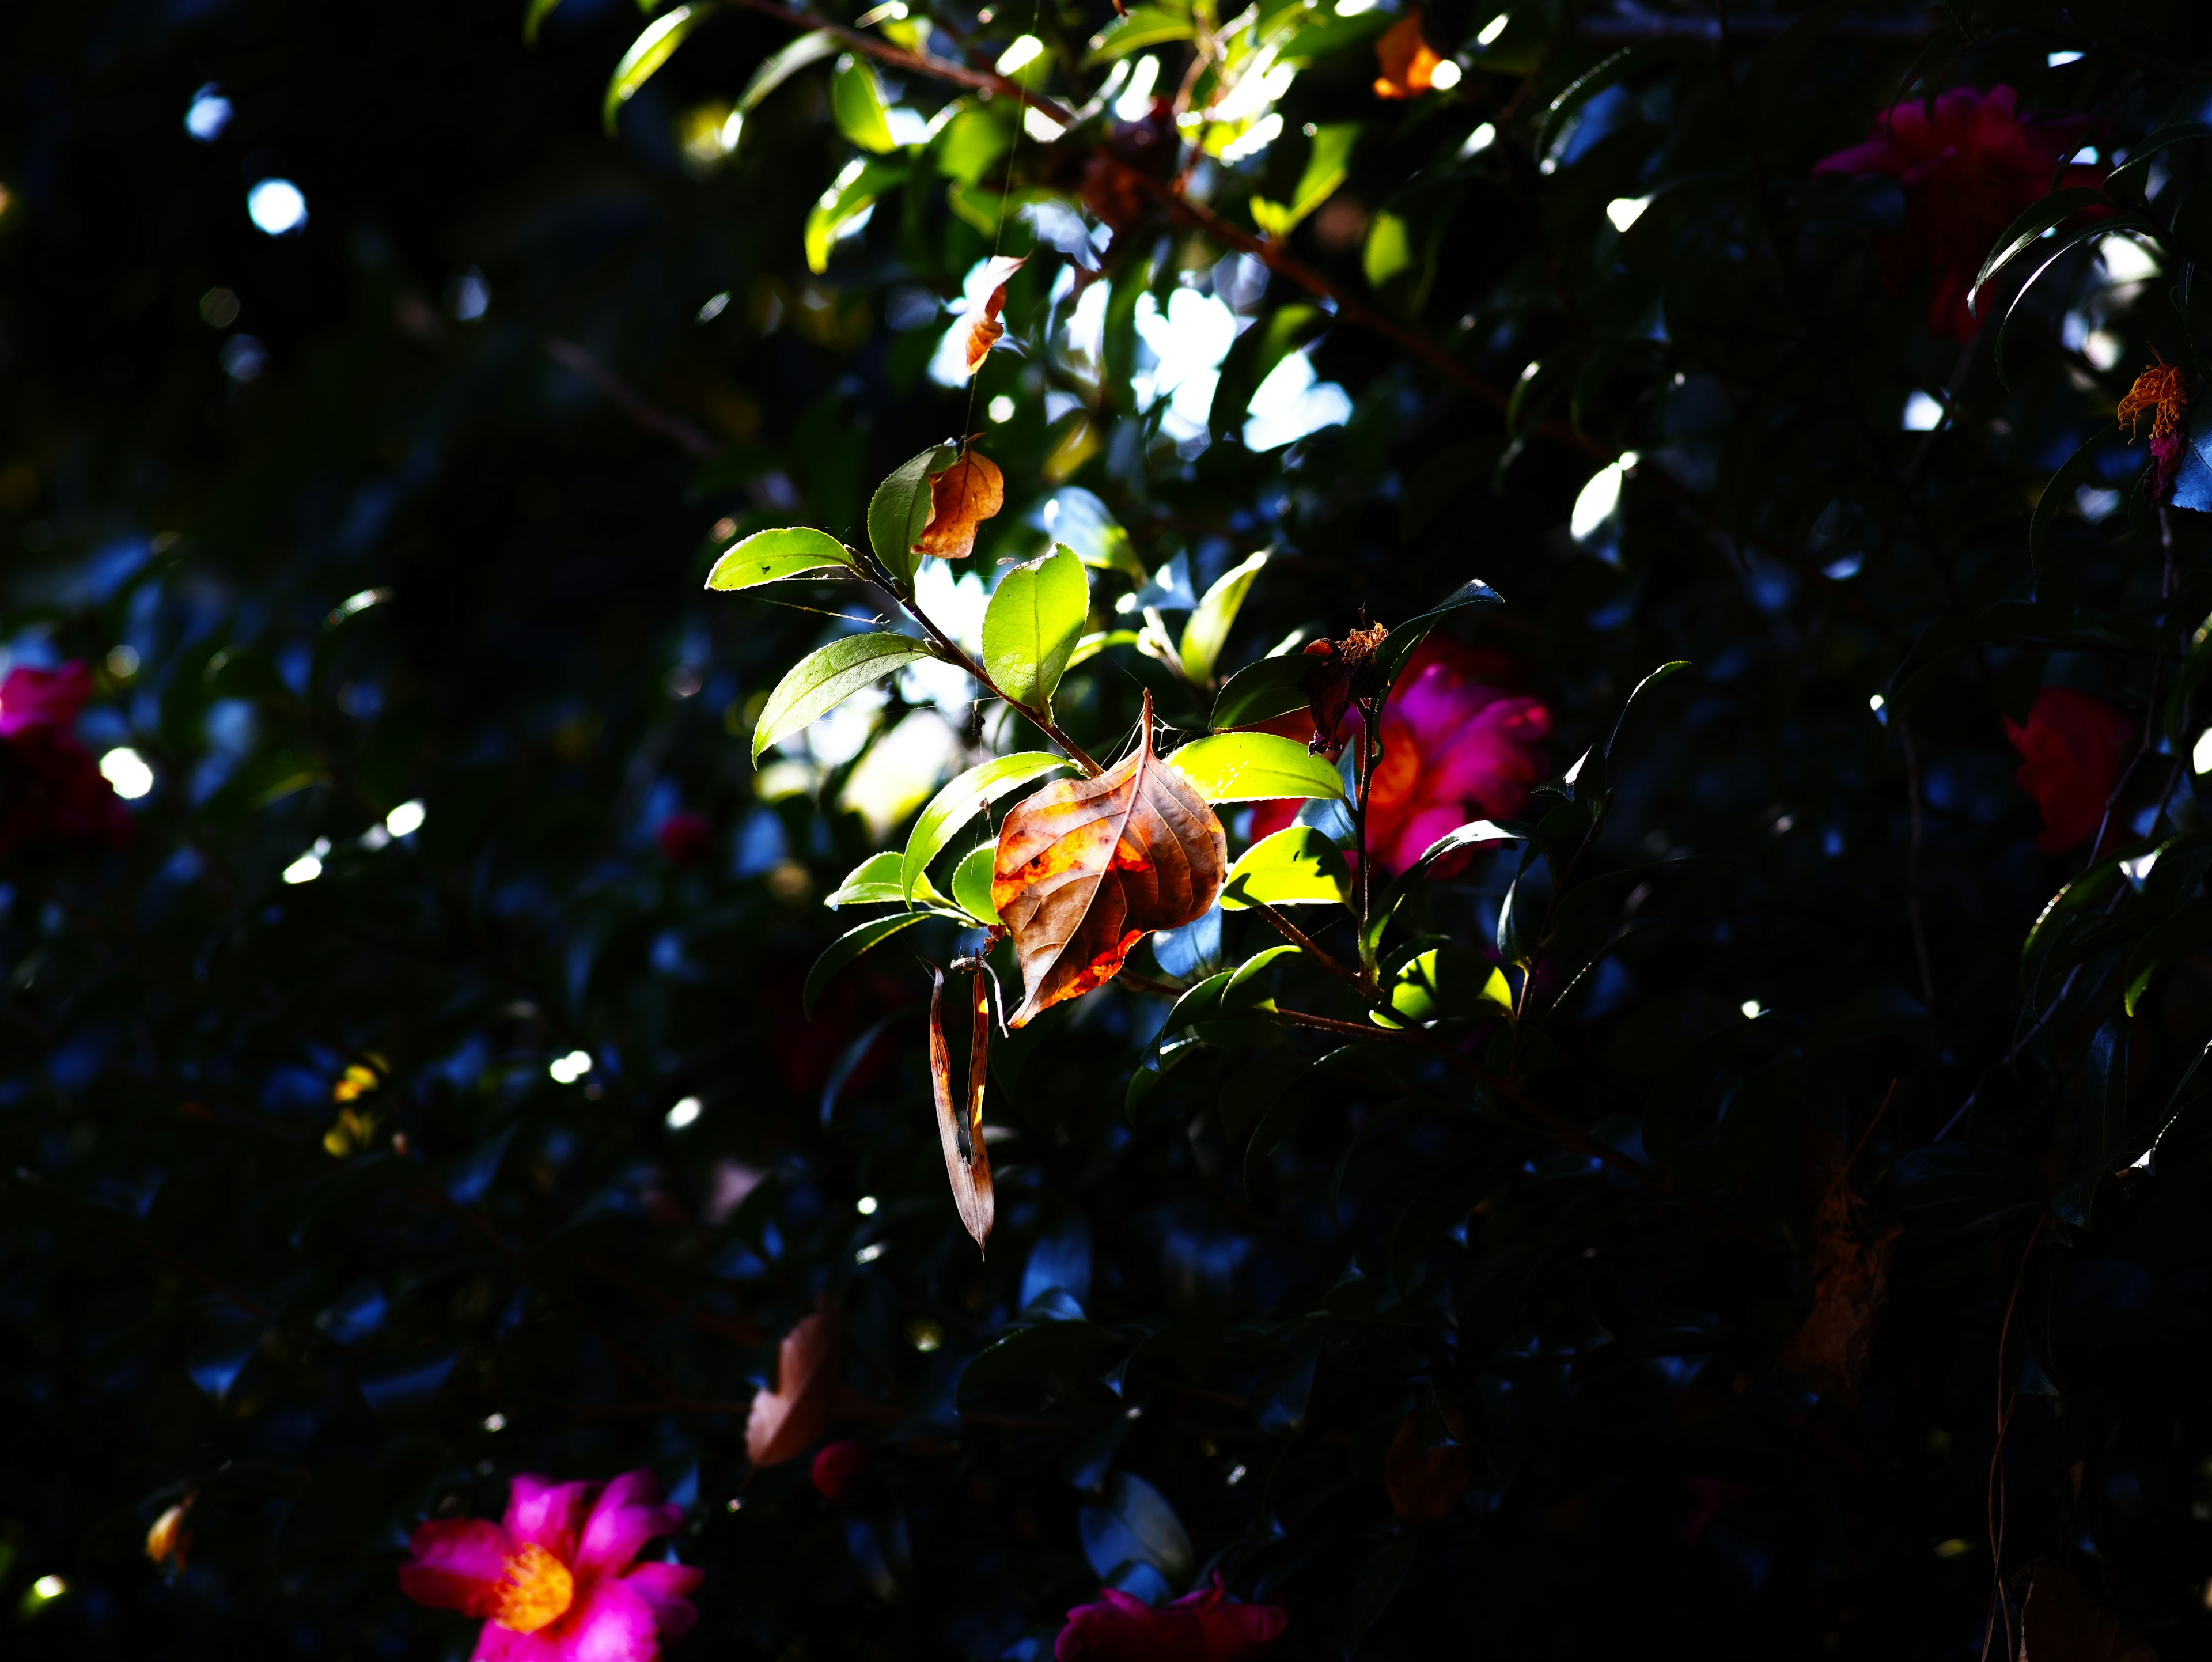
{"left": 1166, "top": 733, "right": 1344, "bottom": 802}
{"left": 804, "top": 912, "right": 930, "bottom": 1016}
{"left": 982, "top": 545, "right": 1089, "bottom": 713}
{"left": 868, "top": 445, "right": 954, "bottom": 586}
{"left": 1366, "top": 579, "right": 1505, "bottom": 695}
{"left": 827, "top": 850, "right": 904, "bottom": 908}
{"left": 705, "top": 527, "right": 852, "bottom": 591}
{"left": 1249, "top": 126, "right": 1356, "bottom": 238}
{"left": 740, "top": 29, "right": 843, "bottom": 112}
{"left": 1210, "top": 654, "right": 1312, "bottom": 729}
{"left": 752, "top": 633, "right": 934, "bottom": 763}
{"left": 524, "top": 0, "right": 565, "bottom": 46}
{"left": 602, "top": 3, "right": 711, "bottom": 134}
{"left": 951, "top": 844, "right": 1002, "bottom": 923}
{"left": 902, "top": 751, "right": 1073, "bottom": 902}
{"left": 1373, "top": 945, "right": 1513, "bottom": 1027}
{"left": 1179, "top": 550, "right": 1266, "bottom": 684}
{"left": 1085, "top": 8, "right": 1196, "bottom": 65}
{"left": 1221, "top": 827, "right": 1349, "bottom": 910}
{"left": 831, "top": 54, "right": 898, "bottom": 153}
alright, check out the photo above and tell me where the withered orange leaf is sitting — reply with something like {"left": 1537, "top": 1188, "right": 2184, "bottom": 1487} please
{"left": 746, "top": 1297, "right": 840, "bottom": 1467}
{"left": 929, "top": 965, "right": 996, "bottom": 1255}
{"left": 992, "top": 690, "right": 1226, "bottom": 1026}
{"left": 960, "top": 254, "right": 1026, "bottom": 378}
{"left": 1775, "top": 1163, "right": 1898, "bottom": 1406}
{"left": 1373, "top": 12, "right": 1443, "bottom": 99}
{"left": 146, "top": 1490, "right": 196, "bottom": 1573}
{"left": 915, "top": 449, "right": 1004, "bottom": 561}
{"left": 2019, "top": 1560, "right": 2157, "bottom": 1661}
{"left": 1385, "top": 1394, "right": 1470, "bottom": 1523}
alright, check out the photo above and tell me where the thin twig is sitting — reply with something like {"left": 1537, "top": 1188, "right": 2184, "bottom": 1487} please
{"left": 543, "top": 338, "right": 717, "bottom": 458}
{"left": 1899, "top": 720, "right": 1937, "bottom": 1013}
{"left": 1983, "top": 1213, "right": 2049, "bottom": 1662}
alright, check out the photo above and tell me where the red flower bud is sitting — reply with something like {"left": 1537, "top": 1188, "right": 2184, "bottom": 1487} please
{"left": 808, "top": 1439, "right": 869, "bottom": 1504}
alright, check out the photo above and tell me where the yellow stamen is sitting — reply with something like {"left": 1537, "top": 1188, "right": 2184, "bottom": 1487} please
{"left": 2118, "top": 354, "right": 2187, "bottom": 444}
{"left": 491, "top": 1543, "right": 574, "bottom": 1634}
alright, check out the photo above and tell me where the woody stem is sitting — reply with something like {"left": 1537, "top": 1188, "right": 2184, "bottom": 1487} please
{"left": 873, "top": 578, "right": 1105, "bottom": 777}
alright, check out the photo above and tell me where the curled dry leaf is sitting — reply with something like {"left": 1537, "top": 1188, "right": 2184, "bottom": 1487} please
{"left": 1775, "top": 1146, "right": 1899, "bottom": 1406}
{"left": 1373, "top": 11, "right": 1444, "bottom": 100}
{"left": 746, "top": 1297, "right": 840, "bottom": 1467}
{"left": 146, "top": 1489, "right": 196, "bottom": 1573}
{"left": 993, "top": 690, "right": 1226, "bottom": 1026}
{"left": 929, "top": 966, "right": 996, "bottom": 1255}
{"left": 915, "top": 449, "right": 1005, "bottom": 561}
{"left": 1385, "top": 1393, "right": 1470, "bottom": 1523}
{"left": 960, "top": 254, "right": 1026, "bottom": 378}
{"left": 2019, "top": 1560, "right": 2157, "bottom": 1661}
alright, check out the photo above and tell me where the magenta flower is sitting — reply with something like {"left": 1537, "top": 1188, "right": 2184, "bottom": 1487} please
{"left": 1055, "top": 1576, "right": 1286, "bottom": 1662}
{"left": 1249, "top": 639, "right": 1550, "bottom": 877}
{"left": 1813, "top": 85, "right": 2103, "bottom": 340}
{"left": 0, "top": 660, "right": 132, "bottom": 860}
{"left": 398, "top": 1470, "right": 703, "bottom": 1662}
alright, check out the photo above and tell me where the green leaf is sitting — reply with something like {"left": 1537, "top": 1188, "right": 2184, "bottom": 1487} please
{"left": 1374, "top": 945, "right": 1513, "bottom": 1027}
{"left": 804, "top": 158, "right": 908, "bottom": 275}
{"left": 1165, "top": 733, "right": 1346, "bottom": 802}
{"left": 1210, "top": 654, "right": 1313, "bottom": 729}
{"left": 2029, "top": 430, "right": 2107, "bottom": 576}
{"left": 1085, "top": 7, "right": 1196, "bottom": 65}
{"left": 705, "top": 527, "right": 853, "bottom": 590}
{"left": 902, "top": 752, "right": 1074, "bottom": 902}
{"left": 739, "top": 28, "right": 842, "bottom": 113}
{"left": 524, "top": 0, "right": 565, "bottom": 46}
{"left": 603, "top": 3, "right": 710, "bottom": 134}
{"left": 982, "top": 545, "right": 1090, "bottom": 713}
{"left": 1603, "top": 659, "right": 1690, "bottom": 757}
{"left": 1535, "top": 44, "right": 1653, "bottom": 159}
{"left": 868, "top": 445, "right": 954, "bottom": 586}
{"left": 1249, "top": 125, "right": 1357, "bottom": 238}
{"left": 1179, "top": 550, "right": 1267, "bottom": 684}
{"left": 1224, "top": 943, "right": 1300, "bottom": 999}
{"left": 1363, "top": 211, "right": 1415, "bottom": 289}
{"left": 827, "top": 850, "right": 904, "bottom": 908}
{"left": 752, "top": 633, "right": 934, "bottom": 764}
{"left": 1221, "top": 827, "right": 1350, "bottom": 910}
{"left": 2165, "top": 608, "right": 2212, "bottom": 747}
{"left": 805, "top": 913, "right": 931, "bottom": 1016}
{"left": 1210, "top": 305, "right": 1325, "bottom": 440}
{"left": 951, "top": 844, "right": 1002, "bottom": 924}
{"left": 1067, "top": 629, "right": 1138, "bottom": 669}
{"left": 1363, "top": 818, "right": 1528, "bottom": 957}
{"left": 1366, "top": 579, "right": 1505, "bottom": 696}
{"left": 1971, "top": 187, "right": 2111, "bottom": 297}
{"left": 831, "top": 54, "right": 898, "bottom": 154}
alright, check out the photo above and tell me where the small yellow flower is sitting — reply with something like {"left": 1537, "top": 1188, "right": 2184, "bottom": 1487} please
{"left": 2118, "top": 353, "right": 2187, "bottom": 445}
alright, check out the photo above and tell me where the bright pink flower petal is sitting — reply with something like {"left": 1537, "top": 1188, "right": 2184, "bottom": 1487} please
{"left": 504, "top": 1475, "right": 598, "bottom": 1563}
{"left": 0, "top": 662, "right": 92, "bottom": 737}
{"left": 620, "top": 1562, "right": 705, "bottom": 1640}
{"left": 474, "top": 1578, "right": 664, "bottom": 1662}
{"left": 573, "top": 1470, "right": 682, "bottom": 1582}
{"left": 398, "top": 1518, "right": 512, "bottom": 1617}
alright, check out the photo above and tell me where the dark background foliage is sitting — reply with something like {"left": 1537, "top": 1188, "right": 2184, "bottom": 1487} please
{"left": 7, "top": 0, "right": 2212, "bottom": 1657}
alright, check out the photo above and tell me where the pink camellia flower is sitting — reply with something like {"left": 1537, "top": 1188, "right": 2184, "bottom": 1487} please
{"left": 0, "top": 661, "right": 94, "bottom": 737}
{"left": 2003, "top": 687, "right": 2134, "bottom": 854}
{"left": 0, "top": 661, "right": 132, "bottom": 859}
{"left": 656, "top": 809, "right": 713, "bottom": 867}
{"left": 1813, "top": 85, "right": 2102, "bottom": 340}
{"left": 809, "top": 1440, "right": 869, "bottom": 1504}
{"left": 1248, "top": 639, "right": 1550, "bottom": 878}
{"left": 1055, "top": 1576, "right": 1286, "bottom": 1662}
{"left": 397, "top": 1469, "right": 703, "bottom": 1662}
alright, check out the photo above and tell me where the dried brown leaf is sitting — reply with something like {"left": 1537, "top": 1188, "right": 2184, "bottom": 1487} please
{"left": 991, "top": 690, "right": 1225, "bottom": 1026}
{"left": 1775, "top": 1165, "right": 1898, "bottom": 1406}
{"left": 2020, "top": 1561, "right": 2158, "bottom": 1661}
{"left": 1385, "top": 1394, "right": 1469, "bottom": 1523}
{"left": 929, "top": 965, "right": 997, "bottom": 1254}
{"left": 146, "top": 1490, "right": 196, "bottom": 1573}
{"left": 746, "top": 1297, "right": 840, "bottom": 1467}
{"left": 1373, "top": 10, "right": 1443, "bottom": 99}
{"left": 915, "top": 450, "right": 1005, "bottom": 560}
{"left": 960, "top": 255, "right": 1026, "bottom": 378}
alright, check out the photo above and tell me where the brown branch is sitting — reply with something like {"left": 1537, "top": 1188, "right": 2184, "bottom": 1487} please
{"left": 544, "top": 338, "right": 718, "bottom": 459}
{"left": 1984, "top": 1213, "right": 2050, "bottom": 1662}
